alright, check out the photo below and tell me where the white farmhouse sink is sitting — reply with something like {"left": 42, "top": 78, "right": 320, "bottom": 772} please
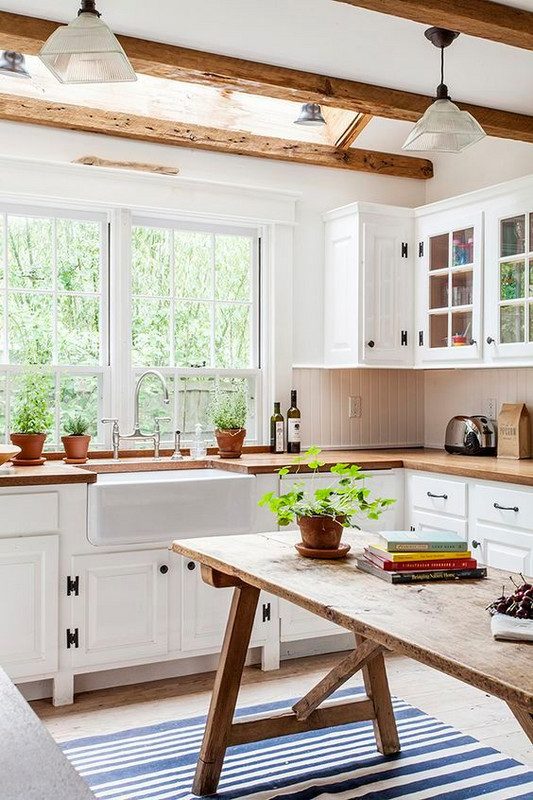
{"left": 87, "top": 468, "right": 255, "bottom": 546}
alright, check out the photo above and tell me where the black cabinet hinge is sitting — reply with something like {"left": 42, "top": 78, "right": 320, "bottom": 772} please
{"left": 418, "top": 241, "right": 424, "bottom": 258}
{"left": 262, "top": 603, "right": 271, "bottom": 623}
{"left": 401, "top": 242, "right": 408, "bottom": 258}
{"left": 401, "top": 330, "right": 408, "bottom": 346}
{"left": 418, "top": 330, "right": 424, "bottom": 347}
{"left": 67, "top": 575, "right": 79, "bottom": 596}
{"left": 66, "top": 628, "right": 79, "bottom": 649}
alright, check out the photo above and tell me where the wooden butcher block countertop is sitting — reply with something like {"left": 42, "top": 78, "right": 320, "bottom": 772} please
{"left": 3, "top": 447, "right": 533, "bottom": 487}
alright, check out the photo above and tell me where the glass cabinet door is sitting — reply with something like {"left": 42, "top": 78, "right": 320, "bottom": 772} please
{"left": 497, "top": 214, "right": 533, "bottom": 346}
{"left": 427, "top": 227, "right": 475, "bottom": 351}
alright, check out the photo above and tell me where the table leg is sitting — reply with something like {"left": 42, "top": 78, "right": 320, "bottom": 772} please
{"left": 355, "top": 633, "right": 400, "bottom": 755}
{"left": 192, "top": 582, "right": 260, "bottom": 796}
{"left": 509, "top": 703, "right": 533, "bottom": 745}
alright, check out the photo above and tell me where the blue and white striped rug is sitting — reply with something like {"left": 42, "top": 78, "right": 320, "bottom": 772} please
{"left": 62, "top": 687, "right": 533, "bottom": 799}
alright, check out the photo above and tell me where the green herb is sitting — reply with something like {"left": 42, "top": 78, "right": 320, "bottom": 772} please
{"left": 11, "top": 371, "right": 53, "bottom": 435}
{"left": 259, "top": 446, "right": 395, "bottom": 528}
{"left": 63, "top": 414, "right": 90, "bottom": 436}
{"left": 208, "top": 386, "right": 247, "bottom": 431}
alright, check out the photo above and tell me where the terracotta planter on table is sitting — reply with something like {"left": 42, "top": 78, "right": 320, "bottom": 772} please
{"left": 215, "top": 428, "right": 246, "bottom": 459}
{"left": 297, "top": 515, "right": 346, "bottom": 550}
{"left": 62, "top": 434, "right": 91, "bottom": 464}
{"left": 10, "top": 433, "right": 47, "bottom": 465}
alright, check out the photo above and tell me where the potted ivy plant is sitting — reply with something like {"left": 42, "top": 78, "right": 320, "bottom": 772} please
{"left": 259, "top": 446, "right": 395, "bottom": 558}
{"left": 10, "top": 371, "right": 53, "bottom": 465}
{"left": 208, "top": 386, "right": 247, "bottom": 458}
{"left": 62, "top": 414, "right": 91, "bottom": 464}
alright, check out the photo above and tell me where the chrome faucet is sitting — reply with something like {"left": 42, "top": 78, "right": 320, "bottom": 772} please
{"left": 102, "top": 370, "right": 171, "bottom": 460}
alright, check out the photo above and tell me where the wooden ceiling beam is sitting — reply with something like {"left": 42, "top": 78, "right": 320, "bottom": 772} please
{"left": 334, "top": 0, "right": 533, "bottom": 52}
{"left": 0, "top": 11, "right": 533, "bottom": 145}
{"left": 0, "top": 94, "right": 433, "bottom": 180}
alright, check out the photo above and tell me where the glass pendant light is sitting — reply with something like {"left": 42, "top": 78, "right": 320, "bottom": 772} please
{"left": 402, "top": 28, "right": 485, "bottom": 153}
{"left": 39, "top": 0, "right": 137, "bottom": 84}
{"left": 0, "top": 51, "right": 31, "bottom": 78}
{"left": 294, "top": 103, "right": 326, "bottom": 126}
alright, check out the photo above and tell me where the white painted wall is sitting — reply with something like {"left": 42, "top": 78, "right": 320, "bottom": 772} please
{"left": 0, "top": 120, "right": 425, "bottom": 367}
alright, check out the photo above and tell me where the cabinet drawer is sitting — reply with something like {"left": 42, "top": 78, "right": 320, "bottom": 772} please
{"left": 410, "top": 474, "right": 467, "bottom": 517}
{"left": 474, "top": 484, "right": 533, "bottom": 531}
{"left": 0, "top": 492, "right": 59, "bottom": 535}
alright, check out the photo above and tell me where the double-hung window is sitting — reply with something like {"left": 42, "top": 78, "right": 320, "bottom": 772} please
{"left": 0, "top": 205, "right": 109, "bottom": 448}
{"left": 130, "top": 217, "right": 261, "bottom": 443}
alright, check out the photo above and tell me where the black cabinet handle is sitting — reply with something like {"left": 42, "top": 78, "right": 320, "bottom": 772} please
{"left": 367, "top": 340, "right": 375, "bottom": 348}
{"left": 187, "top": 561, "right": 196, "bottom": 571}
{"left": 427, "top": 491, "right": 448, "bottom": 500}
{"left": 472, "top": 540, "right": 480, "bottom": 548}
{"left": 159, "top": 564, "right": 169, "bottom": 575}
{"left": 494, "top": 502, "right": 519, "bottom": 512}
{"left": 469, "top": 339, "right": 477, "bottom": 346}
{"left": 486, "top": 336, "right": 495, "bottom": 345}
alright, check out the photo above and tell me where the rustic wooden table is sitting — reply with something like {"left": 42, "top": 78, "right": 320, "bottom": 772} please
{"left": 172, "top": 529, "right": 533, "bottom": 797}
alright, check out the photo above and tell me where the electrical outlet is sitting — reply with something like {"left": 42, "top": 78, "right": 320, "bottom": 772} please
{"left": 486, "top": 398, "right": 497, "bottom": 419}
{"left": 349, "top": 395, "right": 362, "bottom": 418}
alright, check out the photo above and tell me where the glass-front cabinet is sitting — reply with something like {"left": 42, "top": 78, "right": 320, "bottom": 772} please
{"left": 484, "top": 209, "right": 533, "bottom": 361}
{"left": 416, "top": 210, "right": 483, "bottom": 364}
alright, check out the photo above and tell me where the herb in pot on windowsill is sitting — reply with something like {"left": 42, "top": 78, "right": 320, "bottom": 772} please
{"left": 10, "top": 370, "right": 54, "bottom": 466}
{"left": 208, "top": 386, "right": 247, "bottom": 459}
{"left": 259, "top": 446, "right": 396, "bottom": 558}
{"left": 62, "top": 414, "right": 92, "bottom": 464}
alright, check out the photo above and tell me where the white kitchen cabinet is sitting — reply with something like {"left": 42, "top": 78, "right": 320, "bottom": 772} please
{"left": 0, "top": 535, "right": 59, "bottom": 680}
{"left": 415, "top": 207, "right": 483, "bottom": 365}
{"left": 406, "top": 470, "right": 468, "bottom": 543}
{"left": 409, "top": 510, "right": 468, "bottom": 539}
{"left": 68, "top": 549, "right": 170, "bottom": 668}
{"left": 324, "top": 203, "right": 414, "bottom": 368}
{"left": 470, "top": 481, "right": 533, "bottom": 572}
{"left": 180, "top": 556, "right": 277, "bottom": 655}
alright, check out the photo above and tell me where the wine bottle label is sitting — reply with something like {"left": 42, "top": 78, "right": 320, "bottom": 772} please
{"left": 288, "top": 418, "right": 301, "bottom": 443}
{"left": 275, "top": 421, "right": 284, "bottom": 452}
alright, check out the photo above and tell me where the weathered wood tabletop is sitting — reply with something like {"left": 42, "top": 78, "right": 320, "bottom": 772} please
{"left": 172, "top": 529, "right": 533, "bottom": 795}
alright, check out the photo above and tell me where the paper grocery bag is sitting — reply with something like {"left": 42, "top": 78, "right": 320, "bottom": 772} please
{"left": 497, "top": 403, "right": 531, "bottom": 459}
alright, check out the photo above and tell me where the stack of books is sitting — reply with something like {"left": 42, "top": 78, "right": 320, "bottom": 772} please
{"left": 356, "top": 530, "right": 487, "bottom": 583}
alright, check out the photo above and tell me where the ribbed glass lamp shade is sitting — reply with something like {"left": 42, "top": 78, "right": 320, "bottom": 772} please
{"left": 294, "top": 103, "right": 326, "bottom": 126}
{"left": 39, "top": 12, "right": 137, "bottom": 84}
{"left": 0, "top": 51, "right": 31, "bottom": 78}
{"left": 402, "top": 98, "right": 485, "bottom": 153}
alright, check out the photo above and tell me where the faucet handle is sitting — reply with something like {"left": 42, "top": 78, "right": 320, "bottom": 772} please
{"left": 154, "top": 416, "right": 172, "bottom": 431}
{"left": 102, "top": 417, "right": 119, "bottom": 429}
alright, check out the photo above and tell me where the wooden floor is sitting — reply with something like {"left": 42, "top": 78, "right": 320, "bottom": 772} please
{"left": 32, "top": 651, "right": 533, "bottom": 768}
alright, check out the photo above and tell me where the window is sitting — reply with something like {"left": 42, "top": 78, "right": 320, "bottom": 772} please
{"left": 130, "top": 218, "right": 261, "bottom": 442}
{"left": 0, "top": 206, "right": 108, "bottom": 448}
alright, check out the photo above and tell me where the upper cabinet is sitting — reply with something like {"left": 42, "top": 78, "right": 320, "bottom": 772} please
{"left": 324, "top": 203, "right": 414, "bottom": 368}
{"left": 484, "top": 203, "right": 533, "bottom": 362}
{"left": 415, "top": 208, "right": 483, "bottom": 365}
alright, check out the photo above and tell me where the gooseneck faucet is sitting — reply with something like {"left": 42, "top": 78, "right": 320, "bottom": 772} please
{"left": 102, "top": 370, "right": 171, "bottom": 460}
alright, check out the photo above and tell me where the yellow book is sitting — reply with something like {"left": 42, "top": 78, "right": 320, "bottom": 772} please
{"left": 368, "top": 544, "right": 472, "bottom": 562}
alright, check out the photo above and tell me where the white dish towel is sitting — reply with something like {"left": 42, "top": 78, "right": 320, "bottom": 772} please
{"left": 491, "top": 612, "right": 533, "bottom": 642}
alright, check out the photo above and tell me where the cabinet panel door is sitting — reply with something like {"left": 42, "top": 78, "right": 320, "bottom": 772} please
{"left": 0, "top": 535, "right": 58, "bottom": 679}
{"left": 470, "top": 522, "right": 533, "bottom": 574}
{"left": 409, "top": 510, "right": 468, "bottom": 539}
{"left": 362, "top": 222, "right": 412, "bottom": 366}
{"left": 180, "top": 558, "right": 275, "bottom": 653}
{"left": 279, "top": 600, "right": 342, "bottom": 641}
{"left": 324, "top": 215, "right": 358, "bottom": 366}
{"left": 70, "top": 550, "right": 169, "bottom": 667}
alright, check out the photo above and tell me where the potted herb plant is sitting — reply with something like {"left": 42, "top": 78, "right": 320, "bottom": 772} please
{"left": 62, "top": 414, "right": 91, "bottom": 464}
{"left": 259, "top": 446, "right": 395, "bottom": 558}
{"left": 10, "top": 371, "right": 53, "bottom": 465}
{"left": 208, "top": 386, "right": 247, "bottom": 458}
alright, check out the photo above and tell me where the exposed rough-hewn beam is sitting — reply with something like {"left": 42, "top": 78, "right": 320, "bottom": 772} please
{"left": 334, "top": 0, "right": 533, "bottom": 52}
{"left": 1, "top": 11, "right": 533, "bottom": 144}
{"left": 0, "top": 94, "right": 433, "bottom": 179}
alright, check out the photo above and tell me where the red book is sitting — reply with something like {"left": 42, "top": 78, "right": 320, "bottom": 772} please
{"left": 363, "top": 550, "right": 477, "bottom": 572}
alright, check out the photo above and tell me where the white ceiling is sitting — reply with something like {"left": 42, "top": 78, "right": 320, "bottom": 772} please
{"left": 4, "top": 0, "right": 533, "bottom": 115}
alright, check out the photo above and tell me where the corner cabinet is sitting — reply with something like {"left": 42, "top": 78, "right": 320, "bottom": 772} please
{"left": 415, "top": 208, "right": 483, "bottom": 365}
{"left": 324, "top": 203, "right": 414, "bottom": 368}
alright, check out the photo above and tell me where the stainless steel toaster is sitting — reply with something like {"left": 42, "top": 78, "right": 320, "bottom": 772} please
{"left": 444, "top": 415, "right": 497, "bottom": 456}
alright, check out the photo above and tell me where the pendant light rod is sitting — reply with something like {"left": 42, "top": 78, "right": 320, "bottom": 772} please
{"left": 424, "top": 27, "right": 459, "bottom": 100}
{"left": 78, "top": 0, "right": 100, "bottom": 16}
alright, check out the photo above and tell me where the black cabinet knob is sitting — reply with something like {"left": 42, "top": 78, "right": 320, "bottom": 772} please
{"left": 187, "top": 561, "right": 196, "bottom": 571}
{"left": 472, "top": 540, "right": 480, "bottom": 549}
{"left": 367, "top": 340, "right": 375, "bottom": 348}
{"left": 486, "top": 336, "right": 495, "bottom": 345}
{"left": 159, "top": 564, "right": 169, "bottom": 575}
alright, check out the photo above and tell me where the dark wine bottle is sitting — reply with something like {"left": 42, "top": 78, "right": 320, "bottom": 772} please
{"left": 287, "top": 390, "right": 301, "bottom": 454}
{"left": 270, "top": 402, "right": 284, "bottom": 453}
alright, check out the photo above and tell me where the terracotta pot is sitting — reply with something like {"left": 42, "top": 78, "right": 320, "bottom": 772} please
{"left": 215, "top": 428, "right": 246, "bottom": 459}
{"left": 10, "top": 432, "right": 46, "bottom": 464}
{"left": 297, "top": 515, "right": 346, "bottom": 550}
{"left": 61, "top": 434, "right": 91, "bottom": 464}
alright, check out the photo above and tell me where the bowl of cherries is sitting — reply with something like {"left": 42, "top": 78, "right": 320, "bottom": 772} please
{"left": 487, "top": 575, "right": 533, "bottom": 641}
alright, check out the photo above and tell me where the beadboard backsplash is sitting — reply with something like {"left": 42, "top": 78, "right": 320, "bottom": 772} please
{"left": 292, "top": 368, "right": 425, "bottom": 449}
{"left": 424, "top": 368, "right": 533, "bottom": 449}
